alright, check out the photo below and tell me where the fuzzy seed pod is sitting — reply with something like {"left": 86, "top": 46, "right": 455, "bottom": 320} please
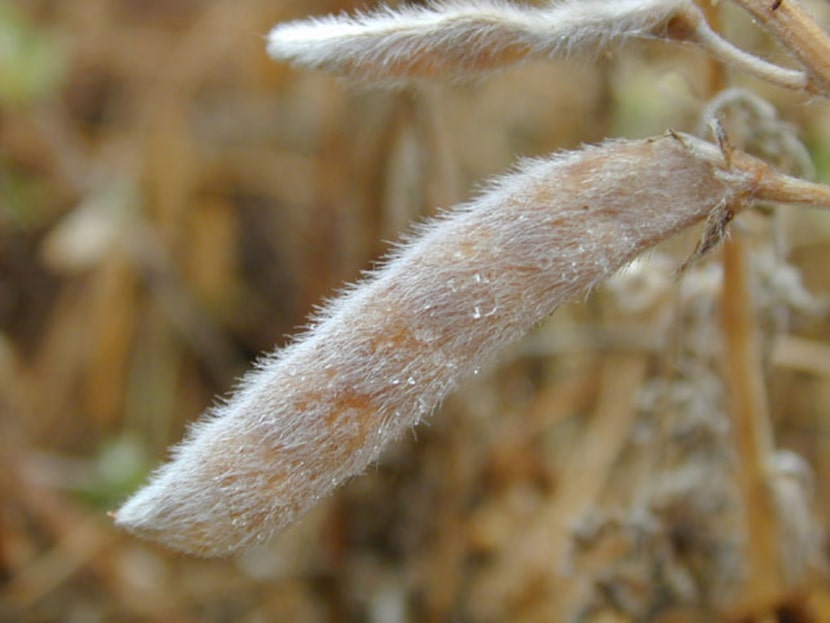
{"left": 266, "top": 0, "right": 693, "bottom": 84}
{"left": 266, "top": 0, "right": 811, "bottom": 92}
{"left": 114, "top": 132, "right": 829, "bottom": 556}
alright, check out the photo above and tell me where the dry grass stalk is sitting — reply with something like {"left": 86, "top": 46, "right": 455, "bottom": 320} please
{"left": 115, "top": 131, "right": 830, "bottom": 556}
{"left": 527, "top": 354, "right": 649, "bottom": 618}
{"left": 701, "top": 84, "right": 819, "bottom": 615}
{"left": 721, "top": 233, "right": 785, "bottom": 615}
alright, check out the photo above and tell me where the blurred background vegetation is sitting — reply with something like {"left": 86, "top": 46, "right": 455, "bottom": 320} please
{"left": 2, "top": 0, "right": 830, "bottom": 621}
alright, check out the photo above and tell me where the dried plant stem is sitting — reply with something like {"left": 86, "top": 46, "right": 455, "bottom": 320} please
{"left": 721, "top": 234, "right": 785, "bottom": 614}
{"left": 688, "top": 138, "right": 830, "bottom": 205}
{"left": 701, "top": 1, "right": 728, "bottom": 93}
{"left": 772, "top": 334, "right": 830, "bottom": 377}
{"left": 683, "top": 10, "right": 810, "bottom": 92}
{"left": 115, "top": 132, "right": 830, "bottom": 556}
{"left": 704, "top": 5, "right": 786, "bottom": 606}
{"left": 532, "top": 355, "right": 648, "bottom": 616}
{"left": 731, "top": 0, "right": 830, "bottom": 95}
{"left": 543, "top": 356, "right": 648, "bottom": 552}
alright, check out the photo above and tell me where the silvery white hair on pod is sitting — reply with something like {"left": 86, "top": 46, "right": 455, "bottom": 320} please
{"left": 114, "top": 132, "right": 830, "bottom": 556}
{"left": 266, "top": 0, "right": 693, "bottom": 83}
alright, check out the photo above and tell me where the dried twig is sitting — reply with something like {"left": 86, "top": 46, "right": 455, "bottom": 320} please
{"left": 702, "top": 83, "right": 786, "bottom": 614}
{"left": 679, "top": 6, "right": 810, "bottom": 93}
{"left": 721, "top": 232, "right": 785, "bottom": 615}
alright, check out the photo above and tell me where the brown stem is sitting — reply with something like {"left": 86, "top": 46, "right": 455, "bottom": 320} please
{"left": 721, "top": 232, "right": 784, "bottom": 610}
{"left": 731, "top": 0, "right": 830, "bottom": 95}
{"left": 700, "top": 3, "right": 785, "bottom": 610}
{"left": 700, "top": 1, "right": 728, "bottom": 93}
{"left": 687, "top": 136, "right": 830, "bottom": 208}
{"left": 520, "top": 355, "right": 649, "bottom": 619}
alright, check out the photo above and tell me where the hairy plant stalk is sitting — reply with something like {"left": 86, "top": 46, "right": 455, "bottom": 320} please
{"left": 115, "top": 132, "right": 830, "bottom": 556}
{"left": 683, "top": 10, "right": 809, "bottom": 92}
{"left": 731, "top": 0, "right": 830, "bottom": 95}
